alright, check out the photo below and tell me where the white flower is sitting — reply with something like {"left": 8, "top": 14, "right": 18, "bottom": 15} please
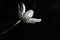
{"left": 18, "top": 3, "right": 41, "bottom": 24}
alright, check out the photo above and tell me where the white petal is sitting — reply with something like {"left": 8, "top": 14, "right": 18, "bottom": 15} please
{"left": 29, "top": 18, "right": 41, "bottom": 23}
{"left": 18, "top": 4, "right": 21, "bottom": 14}
{"left": 18, "top": 3, "right": 26, "bottom": 15}
{"left": 22, "top": 3, "right": 26, "bottom": 15}
{"left": 24, "top": 10, "right": 34, "bottom": 17}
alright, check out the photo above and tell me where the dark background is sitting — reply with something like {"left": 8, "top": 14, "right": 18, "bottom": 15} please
{"left": 0, "top": 0, "right": 58, "bottom": 40}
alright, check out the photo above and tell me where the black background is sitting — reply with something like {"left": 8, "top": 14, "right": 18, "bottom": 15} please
{"left": 0, "top": 0, "right": 58, "bottom": 40}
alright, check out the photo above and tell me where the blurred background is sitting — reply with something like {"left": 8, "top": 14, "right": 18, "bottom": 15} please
{"left": 0, "top": 0, "right": 58, "bottom": 40}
